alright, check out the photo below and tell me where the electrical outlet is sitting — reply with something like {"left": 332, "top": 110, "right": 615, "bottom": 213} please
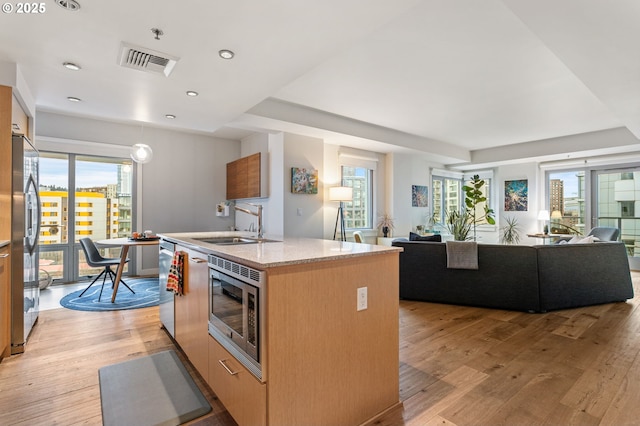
{"left": 357, "top": 287, "right": 367, "bottom": 311}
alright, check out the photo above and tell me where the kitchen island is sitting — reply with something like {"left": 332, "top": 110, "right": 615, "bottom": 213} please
{"left": 159, "top": 232, "right": 402, "bottom": 426}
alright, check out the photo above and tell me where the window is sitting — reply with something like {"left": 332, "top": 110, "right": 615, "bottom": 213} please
{"left": 621, "top": 201, "right": 635, "bottom": 217}
{"left": 431, "top": 175, "right": 462, "bottom": 224}
{"left": 341, "top": 165, "right": 373, "bottom": 229}
{"left": 39, "top": 150, "right": 134, "bottom": 283}
{"left": 431, "top": 171, "right": 494, "bottom": 226}
{"left": 547, "top": 170, "right": 585, "bottom": 235}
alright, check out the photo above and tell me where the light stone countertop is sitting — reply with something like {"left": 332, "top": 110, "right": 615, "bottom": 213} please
{"left": 158, "top": 231, "right": 402, "bottom": 269}
{"left": 0, "top": 240, "right": 9, "bottom": 249}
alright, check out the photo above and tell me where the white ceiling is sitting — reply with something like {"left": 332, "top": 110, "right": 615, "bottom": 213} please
{"left": 2, "top": 0, "right": 639, "bottom": 166}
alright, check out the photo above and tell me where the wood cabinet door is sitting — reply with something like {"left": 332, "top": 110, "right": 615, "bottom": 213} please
{"left": 246, "top": 153, "right": 261, "bottom": 198}
{"left": 208, "top": 335, "right": 266, "bottom": 426}
{"left": 185, "top": 248, "right": 209, "bottom": 377}
{"left": 174, "top": 246, "right": 209, "bottom": 377}
{"left": 226, "top": 153, "right": 261, "bottom": 199}
{"left": 226, "top": 160, "right": 239, "bottom": 200}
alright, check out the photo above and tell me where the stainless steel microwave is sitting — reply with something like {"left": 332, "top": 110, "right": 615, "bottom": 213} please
{"left": 208, "top": 255, "right": 265, "bottom": 380}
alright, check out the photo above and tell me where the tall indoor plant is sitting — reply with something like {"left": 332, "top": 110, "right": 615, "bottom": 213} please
{"left": 463, "top": 174, "right": 495, "bottom": 241}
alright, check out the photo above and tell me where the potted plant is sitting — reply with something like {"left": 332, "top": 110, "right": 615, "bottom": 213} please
{"left": 445, "top": 209, "right": 472, "bottom": 241}
{"left": 426, "top": 210, "right": 439, "bottom": 233}
{"left": 376, "top": 214, "right": 395, "bottom": 238}
{"left": 499, "top": 216, "right": 521, "bottom": 245}
{"left": 463, "top": 174, "right": 495, "bottom": 241}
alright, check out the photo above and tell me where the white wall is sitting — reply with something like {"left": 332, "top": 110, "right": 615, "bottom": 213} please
{"left": 236, "top": 132, "right": 325, "bottom": 239}
{"left": 36, "top": 111, "right": 240, "bottom": 273}
{"left": 494, "top": 162, "right": 543, "bottom": 245}
{"left": 283, "top": 133, "right": 324, "bottom": 238}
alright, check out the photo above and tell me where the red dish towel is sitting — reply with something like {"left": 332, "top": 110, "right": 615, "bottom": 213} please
{"left": 166, "top": 251, "right": 186, "bottom": 295}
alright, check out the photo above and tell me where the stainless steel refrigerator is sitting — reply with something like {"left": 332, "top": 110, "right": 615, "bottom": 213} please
{"left": 11, "top": 134, "right": 40, "bottom": 354}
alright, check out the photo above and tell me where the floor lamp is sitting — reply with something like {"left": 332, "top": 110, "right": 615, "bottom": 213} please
{"left": 330, "top": 186, "right": 353, "bottom": 241}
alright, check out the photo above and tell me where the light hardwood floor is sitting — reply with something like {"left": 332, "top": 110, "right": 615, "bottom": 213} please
{"left": 1, "top": 272, "right": 639, "bottom": 426}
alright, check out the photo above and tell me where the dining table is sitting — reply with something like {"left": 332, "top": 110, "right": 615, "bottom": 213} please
{"left": 95, "top": 237, "right": 160, "bottom": 302}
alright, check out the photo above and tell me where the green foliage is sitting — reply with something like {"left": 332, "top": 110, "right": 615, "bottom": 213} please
{"left": 500, "top": 216, "right": 521, "bottom": 245}
{"left": 445, "top": 209, "right": 472, "bottom": 241}
{"left": 463, "top": 174, "right": 495, "bottom": 241}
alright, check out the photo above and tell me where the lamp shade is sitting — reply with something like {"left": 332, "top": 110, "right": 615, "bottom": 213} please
{"left": 130, "top": 143, "right": 153, "bottom": 164}
{"left": 551, "top": 210, "right": 562, "bottom": 219}
{"left": 537, "top": 210, "right": 550, "bottom": 221}
{"left": 329, "top": 186, "right": 353, "bottom": 202}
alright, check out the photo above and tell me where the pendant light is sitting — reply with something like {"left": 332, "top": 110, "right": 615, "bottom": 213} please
{"left": 130, "top": 143, "right": 153, "bottom": 164}
{"left": 130, "top": 124, "right": 153, "bottom": 164}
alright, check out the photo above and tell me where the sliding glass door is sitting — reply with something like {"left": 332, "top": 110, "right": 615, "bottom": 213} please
{"left": 547, "top": 165, "right": 640, "bottom": 270}
{"left": 593, "top": 168, "right": 640, "bottom": 270}
{"left": 39, "top": 152, "right": 134, "bottom": 284}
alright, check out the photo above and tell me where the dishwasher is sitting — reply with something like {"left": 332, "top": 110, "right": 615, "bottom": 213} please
{"left": 158, "top": 239, "right": 176, "bottom": 338}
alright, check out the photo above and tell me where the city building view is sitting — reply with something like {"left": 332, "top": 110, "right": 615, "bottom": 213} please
{"left": 549, "top": 170, "right": 640, "bottom": 257}
{"left": 342, "top": 166, "right": 372, "bottom": 229}
{"left": 38, "top": 160, "right": 133, "bottom": 281}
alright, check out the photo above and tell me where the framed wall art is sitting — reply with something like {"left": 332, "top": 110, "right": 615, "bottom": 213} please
{"left": 504, "top": 179, "right": 528, "bottom": 211}
{"left": 411, "top": 185, "right": 428, "bottom": 207}
{"left": 291, "top": 167, "right": 318, "bottom": 194}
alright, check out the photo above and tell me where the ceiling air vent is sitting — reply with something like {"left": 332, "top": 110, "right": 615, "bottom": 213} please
{"left": 117, "top": 42, "right": 179, "bottom": 77}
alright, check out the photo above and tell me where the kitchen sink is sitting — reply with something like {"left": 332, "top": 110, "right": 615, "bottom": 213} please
{"left": 194, "top": 236, "right": 280, "bottom": 245}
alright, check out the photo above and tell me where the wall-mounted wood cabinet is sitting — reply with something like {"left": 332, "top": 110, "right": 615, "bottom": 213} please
{"left": 227, "top": 152, "right": 262, "bottom": 200}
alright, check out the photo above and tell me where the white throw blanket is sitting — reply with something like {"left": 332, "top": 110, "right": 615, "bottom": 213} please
{"left": 446, "top": 241, "right": 478, "bottom": 270}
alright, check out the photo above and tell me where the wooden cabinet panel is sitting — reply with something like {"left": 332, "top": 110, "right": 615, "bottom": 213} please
{"left": 1, "top": 86, "right": 12, "bottom": 242}
{"left": 246, "top": 153, "right": 261, "bottom": 198}
{"left": 265, "top": 254, "right": 400, "bottom": 425}
{"left": 0, "top": 246, "right": 9, "bottom": 360}
{"left": 174, "top": 246, "right": 209, "bottom": 377}
{"left": 208, "top": 335, "right": 266, "bottom": 426}
{"left": 11, "top": 94, "right": 28, "bottom": 138}
{"left": 226, "top": 153, "right": 261, "bottom": 200}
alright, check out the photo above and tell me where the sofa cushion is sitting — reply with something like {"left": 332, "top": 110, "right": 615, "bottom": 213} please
{"left": 409, "top": 232, "right": 442, "bottom": 242}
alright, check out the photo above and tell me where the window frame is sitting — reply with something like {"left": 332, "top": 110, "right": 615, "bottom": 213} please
{"left": 340, "top": 164, "right": 374, "bottom": 230}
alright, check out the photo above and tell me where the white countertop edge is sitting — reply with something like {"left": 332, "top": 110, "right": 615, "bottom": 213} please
{"left": 158, "top": 232, "right": 402, "bottom": 269}
{"left": 0, "top": 240, "right": 9, "bottom": 249}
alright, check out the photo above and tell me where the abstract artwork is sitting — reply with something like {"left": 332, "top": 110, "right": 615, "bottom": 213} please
{"left": 412, "top": 185, "right": 428, "bottom": 207}
{"left": 291, "top": 167, "right": 318, "bottom": 194}
{"left": 504, "top": 179, "right": 528, "bottom": 211}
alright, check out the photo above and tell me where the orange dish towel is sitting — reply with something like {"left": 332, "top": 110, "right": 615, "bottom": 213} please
{"left": 166, "top": 251, "right": 186, "bottom": 295}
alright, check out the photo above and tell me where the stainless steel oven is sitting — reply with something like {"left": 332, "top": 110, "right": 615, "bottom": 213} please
{"left": 208, "top": 254, "right": 264, "bottom": 380}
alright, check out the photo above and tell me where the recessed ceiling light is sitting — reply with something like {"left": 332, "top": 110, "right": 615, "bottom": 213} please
{"left": 63, "top": 62, "right": 81, "bottom": 71}
{"left": 218, "top": 49, "right": 235, "bottom": 60}
{"left": 55, "top": 0, "right": 80, "bottom": 11}
{"left": 67, "top": 96, "right": 81, "bottom": 102}
{"left": 186, "top": 91, "right": 199, "bottom": 97}
{"left": 165, "top": 114, "right": 176, "bottom": 119}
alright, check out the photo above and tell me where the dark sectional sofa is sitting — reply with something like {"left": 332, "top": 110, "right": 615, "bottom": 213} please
{"left": 392, "top": 240, "right": 634, "bottom": 312}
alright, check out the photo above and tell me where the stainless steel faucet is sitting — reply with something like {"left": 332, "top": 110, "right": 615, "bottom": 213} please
{"left": 235, "top": 203, "right": 263, "bottom": 239}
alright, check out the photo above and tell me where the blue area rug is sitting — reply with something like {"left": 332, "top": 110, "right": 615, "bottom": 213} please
{"left": 60, "top": 277, "right": 159, "bottom": 311}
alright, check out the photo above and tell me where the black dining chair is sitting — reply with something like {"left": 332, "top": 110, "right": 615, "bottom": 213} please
{"left": 78, "top": 237, "right": 134, "bottom": 302}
